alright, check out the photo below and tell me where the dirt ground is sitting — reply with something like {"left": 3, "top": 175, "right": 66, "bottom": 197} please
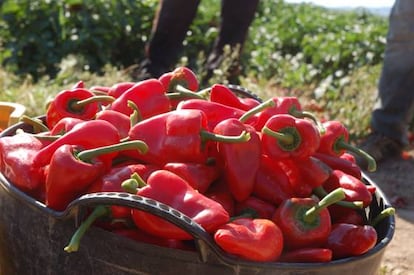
{"left": 363, "top": 149, "right": 414, "bottom": 275}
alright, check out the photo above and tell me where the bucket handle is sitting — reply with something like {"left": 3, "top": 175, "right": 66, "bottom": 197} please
{"left": 64, "top": 191, "right": 235, "bottom": 265}
{"left": 227, "top": 84, "right": 263, "bottom": 102}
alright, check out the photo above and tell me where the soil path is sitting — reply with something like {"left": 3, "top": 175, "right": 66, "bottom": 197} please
{"left": 364, "top": 154, "right": 414, "bottom": 275}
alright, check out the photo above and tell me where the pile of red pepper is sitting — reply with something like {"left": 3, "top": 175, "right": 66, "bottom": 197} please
{"left": 0, "top": 66, "right": 394, "bottom": 263}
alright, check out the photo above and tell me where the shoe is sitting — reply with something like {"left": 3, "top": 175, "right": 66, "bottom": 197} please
{"left": 202, "top": 47, "right": 242, "bottom": 86}
{"left": 356, "top": 132, "right": 404, "bottom": 169}
{"left": 130, "top": 59, "right": 169, "bottom": 82}
{"left": 130, "top": 68, "right": 153, "bottom": 82}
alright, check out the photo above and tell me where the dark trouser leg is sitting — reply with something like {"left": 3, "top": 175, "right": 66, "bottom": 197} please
{"left": 371, "top": 0, "right": 414, "bottom": 146}
{"left": 140, "top": 0, "right": 201, "bottom": 78}
{"left": 204, "top": 0, "right": 259, "bottom": 82}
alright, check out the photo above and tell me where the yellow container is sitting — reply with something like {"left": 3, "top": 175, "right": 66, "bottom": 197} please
{"left": 0, "top": 102, "right": 26, "bottom": 130}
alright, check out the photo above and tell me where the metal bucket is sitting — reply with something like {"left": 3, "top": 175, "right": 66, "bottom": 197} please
{"left": 0, "top": 86, "right": 395, "bottom": 274}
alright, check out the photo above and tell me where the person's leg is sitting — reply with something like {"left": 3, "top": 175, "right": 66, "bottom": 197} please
{"left": 359, "top": 0, "right": 414, "bottom": 164}
{"left": 134, "top": 0, "right": 201, "bottom": 79}
{"left": 371, "top": 0, "right": 414, "bottom": 146}
{"left": 204, "top": 0, "right": 259, "bottom": 83}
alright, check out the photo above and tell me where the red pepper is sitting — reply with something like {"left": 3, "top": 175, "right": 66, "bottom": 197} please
{"left": 46, "top": 88, "right": 114, "bottom": 128}
{"left": 126, "top": 109, "right": 250, "bottom": 166}
{"left": 107, "top": 82, "right": 135, "bottom": 98}
{"left": 130, "top": 170, "right": 230, "bottom": 240}
{"left": 235, "top": 196, "right": 276, "bottom": 220}
{"left": 253, "top": 155, "right": 293, "bottom": 205}
{"left": 340, "top": 152, "right": 357, "bottom": 163}
{"left": 109, "top": 78, "right": 171, "bottom": 118}
{"left": 87, "top": 163, "right": 158, "bottom": 220}
{"left": 277, "top": 158, "right": 313, "bottom": 198}
{"left": 209, "top": 84, "right": 255, "bottom": 111}
{"left": 33, "top": 120, "right": 121, "bottom": 168}
{"left": 213, "top": 118, "right": 261, "bottom": 201}
{"left": 328, "top": 204, "right": 366, "bottom": 225}
{"left": 323, "top": 169, "right": 372, "bottom": 208}
{"left": 325, "top": 223, "right": 377, "bottom": 259}
{"left": 276, "top": 157, "right": 329, "bottom": 198}
{"left": 49, "top": 117, "right": 84, "bottom": 136}
{"left": 313, "top": 152, "right": 362, "bottom": 180}
{"left": 205, "top": 179, "right": 236, "bottom": 216}
{"left": 0, "top": 132, "right": 46, "bottom": 198}
{"left": 214, "top": 218, "right": 284, "bottom": 262}
{"left": 95, "top": 109, "right": 131, "bottom": 139}
{"left": 45, "top": 141, "right": 148, "bottom": 211}
{"left": 318, "top": 120, "right": 376, "bottom": 172}
{"left": 272, "top": 188, "right": 345, "bottom": 250}
{"left": 239, "top": 97, "right": 260, "bottom": 110}
{"left": 253, "top": 96, "right": 323, "bottom": 131}
{"left": 159, "top": 66, "right": 199, "bottom": 93}
{"left": 163, "top": 162, "right": 220, "bottom": 194}
{"left": 279, "top": 248, "right": 332, "bottom": 263}
{"left": 88, "top": 163, "right": 157, "bottom": 194}
{"left": 159, "top": 67, "right": 208, "bottom": 110}
{"left": 340, "top": 153, "right": 376, "bottom": 192}
{"left": 366, "top": 185, "right": 377, "bottom": 195}
{"left": 211, "top": 99, "right": 274, "bottom": 202}
{"left": 253, "top": 97, "right": 298, "bottom": 130}
{"left": 295, "top": 156, "right": 332, "bottom": 188}
{"left": 177, "top": 99, "right": 247, "bottom": 130}
{"left": 71, "top": 80, "right": 84, "bottom": 89}
{"left": 45, "top": 144, "right": 105, "bottom": 211}
{"left": 261, "top": 114, "right": 320, "bottom": 160}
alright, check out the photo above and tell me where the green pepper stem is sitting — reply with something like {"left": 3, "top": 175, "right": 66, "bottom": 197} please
{"left": 29, "top": 133, "right": 61, "bottom": 141}
{"left": 72, "top": 95, "right": 115, "bottom": 110}
{"left": 261, "top": 126, "right": 294, "bottom": 144}
{"left": 239, "top": 99, "right": 276, "bottom": 123}
{"left": 127, "top": 100, "right": 142, "bottom": 127}
{"left": 200, "top": 130, "right": 251, "bottom": 143}
{"left": 304, "top": 188, "right": 346, "bottom": 223}
{"left": 64, "top": 205, "right": 109, "bottom": 253}
{"left": 91, "top": 90, "right": 110, "bottom": 96}
{"left": 196, "top": 87, "right": 212, "bottom": 98}
{"left": 121, "top": 179, "right": 139, "bottom": 193}
{"left": 336, "top": 139, "right": 377, "bottom": 172}
{"left": 371, "top": 207, "right": 395, "bottom": 227}
{"left": 19, "top": 115, "right": 49, "bottom": 133}
{"left": 166, "top": 85, "right": 210, "bottom": 100}
{"left": 77, "top": 140, "right": 148, "bottom": 162}
{"left": 289, "top": 106, "right": 325, "bottom": 134}
{"left": 313, "top": 186, "right": 364, "bottom": 209}
{"left": 120, "top": 136, "right": 129, "bottom": 143}
{"left": 121, "top": 172, "right": 147, "bottom": 193}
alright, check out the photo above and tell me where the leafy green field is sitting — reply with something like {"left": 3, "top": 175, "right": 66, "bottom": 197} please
{"left": 0, "top": 0, "right": 388, "bottom": 139}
